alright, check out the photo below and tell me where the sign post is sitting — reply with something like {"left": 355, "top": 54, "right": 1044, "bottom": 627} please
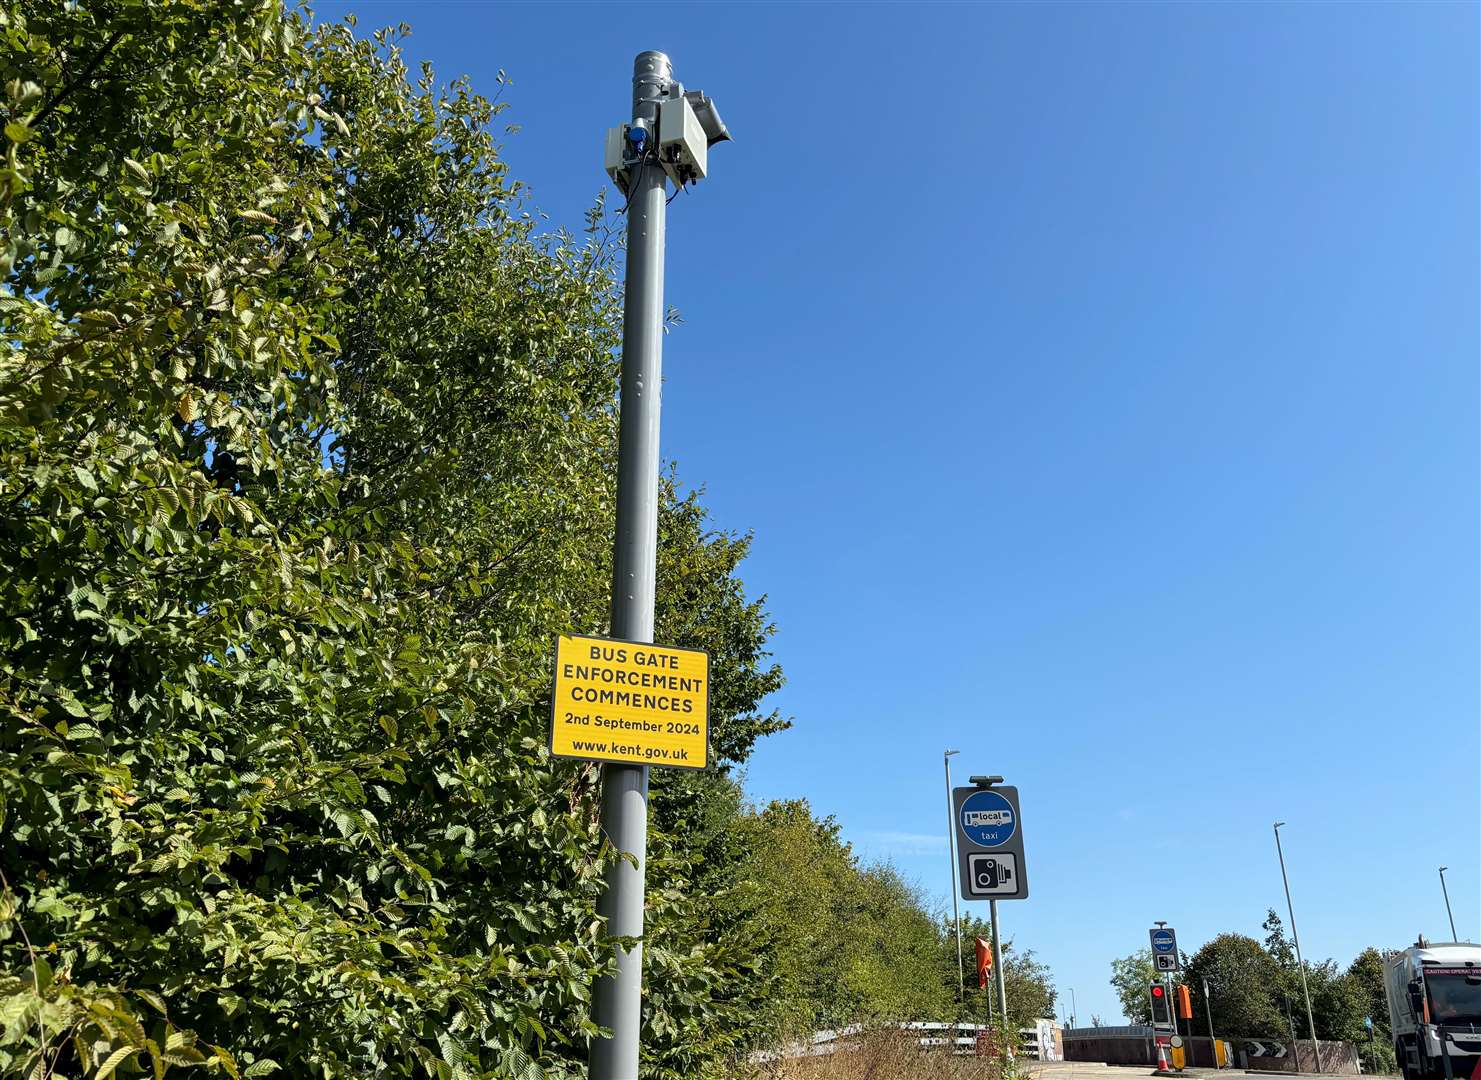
{"left": 954, "top": 782, "right": 1028, "bottom": 1029}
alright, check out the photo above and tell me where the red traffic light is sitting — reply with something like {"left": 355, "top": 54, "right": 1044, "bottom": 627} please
{"left": 1151, "top": 985, "right": 1165, "bottom": 997}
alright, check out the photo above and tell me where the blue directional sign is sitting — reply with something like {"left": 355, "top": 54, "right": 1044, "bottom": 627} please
{"left": 958, "top": 789, "right": 1017, "bottom": 848}
{"left": 1151, "top": 930, "right": 1175, "bottom": 953}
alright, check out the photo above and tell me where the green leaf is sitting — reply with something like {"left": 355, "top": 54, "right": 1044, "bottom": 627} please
{"left": 95, "top": 1046, "right": 137, "bottom": 1080}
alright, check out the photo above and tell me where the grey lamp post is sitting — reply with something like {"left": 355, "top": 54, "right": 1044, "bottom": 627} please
{"left": 1439, "top": 866, "right": 1458, "bottom": 941}
{"left": 1274, "top": 822, "right": 1320, "bottom": 1073}
{"left": 945, "top": 749, "right": 964, "bottom": 999}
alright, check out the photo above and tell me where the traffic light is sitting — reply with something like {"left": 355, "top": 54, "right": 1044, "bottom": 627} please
{"left": 1150, "top": 982, "right": 1172, "bottom": 1026}
{"left": 1177, "top": 984, "right": 1193, "bottom": 1020}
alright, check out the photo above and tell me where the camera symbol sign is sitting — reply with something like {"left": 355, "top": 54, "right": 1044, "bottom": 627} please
{"left": 953, "top": 785, "right": 1029, "bottom": 901}
{"left": 967, "top": 852, "right": 1018, "bottom": 897}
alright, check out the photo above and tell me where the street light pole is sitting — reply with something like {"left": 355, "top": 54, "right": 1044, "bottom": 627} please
{"left": 1439, "top": 867, "right": 1458, "bottom": 941}
{"left": 1070, "top": 987, "right": 1078, "bottom": 1029}
{"left": 1274, "top": 822, "right": 1320, "bottom": 1074}
{"left": 945, "top": 750, "right": 964, "bottom": 1000}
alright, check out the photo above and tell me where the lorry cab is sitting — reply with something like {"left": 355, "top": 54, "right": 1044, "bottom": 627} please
{"left": 1385, "top": 940, "right": 1481, "bottom": 1080}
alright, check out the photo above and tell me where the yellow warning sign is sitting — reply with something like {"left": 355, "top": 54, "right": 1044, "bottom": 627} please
{"left": 549, "top": 635, "right": 709, "bottom": 770}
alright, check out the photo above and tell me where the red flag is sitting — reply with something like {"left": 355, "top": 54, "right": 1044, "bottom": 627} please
{"left": 976, "top": 937, "right": 992, "bottom": 986}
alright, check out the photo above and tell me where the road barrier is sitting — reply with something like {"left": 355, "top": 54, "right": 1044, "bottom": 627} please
{"left": 750, "top": 1021, "right": 1061, "bottom": 1064}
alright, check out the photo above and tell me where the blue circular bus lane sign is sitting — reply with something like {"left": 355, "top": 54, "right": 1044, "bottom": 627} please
{"left": 958, "top": 789, "right": 1017, "bottom": 848}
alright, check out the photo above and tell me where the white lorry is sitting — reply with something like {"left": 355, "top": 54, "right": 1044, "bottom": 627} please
{"left": 1385, "top": 939, "right": 1481, "bottom": 1080}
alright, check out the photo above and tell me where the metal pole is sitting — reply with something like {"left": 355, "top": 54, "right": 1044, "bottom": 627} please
{"left": 991, "top": 898, "right": 1008, "bottom": 1029}
{"left": 590, "top": 49, "right": 671, "bottom": 1080}
{"left": 945, "top": 751, "right": 964, "bottom": 1000}
{"left": 1286, "top": 993, "right": 1302, "bottom": 1075}
{"left": 1203, "top": 977, "right": 1216, "bottom": 1066}
{"left": 1070, "top": 987, "right": 1078, "bottom": 1030}
{"left": 1439, "top": 867, "right": 1458, "bottom": 941}
{"left": 1167, "top": 975, "right": 1177, "bottom": 1040}
{"left": 1274, "top": 822, "right": 1320, "bottom": 1074}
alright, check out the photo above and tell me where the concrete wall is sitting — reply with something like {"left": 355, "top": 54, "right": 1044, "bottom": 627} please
{"left": 1065, "top": 1031, "right": 1359, "bottom": 1072}
{"left": 1244, "top": 1040, "right": 1360, "bottom": 1073}
{"left": 1064, "top": 1035, "right": 1226, "bottom": 1068}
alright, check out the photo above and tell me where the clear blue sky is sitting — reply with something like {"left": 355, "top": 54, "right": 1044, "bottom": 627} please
{"left": 323, "top": 1, "right": 1478, "bottom": 1027}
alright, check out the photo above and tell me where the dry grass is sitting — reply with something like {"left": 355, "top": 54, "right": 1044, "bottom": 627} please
{"left": 746, "top": 1028, "right": 1014, "bottom": 1080}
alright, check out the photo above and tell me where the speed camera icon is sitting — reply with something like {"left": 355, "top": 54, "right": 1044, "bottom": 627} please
{"left": 967, "top": 852, "right": 1018, "bottom": 896}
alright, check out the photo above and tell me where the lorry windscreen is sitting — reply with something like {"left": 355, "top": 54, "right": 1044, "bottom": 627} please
{"left": 1426, "top": 968, "right": 1481, "bottom": 1026}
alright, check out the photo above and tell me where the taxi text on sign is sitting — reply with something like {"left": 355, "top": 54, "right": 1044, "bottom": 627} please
{"left": 549, "top": 635, "right": 710, "bottom": 770}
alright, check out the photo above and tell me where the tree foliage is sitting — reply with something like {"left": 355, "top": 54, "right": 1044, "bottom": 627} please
{"left": 0, "top": 2, "right": 785, "bottom": 1076}
{"left": 722, "top": 799, "right": 957, "bottom": 1039}
{"left": 1109, "top": 949, "right": 1161, "bottom": 1026}
{"left": 999, "top": 946, "right": 1057, "bottom": 1032}
{"left": 1182, "top": 935, "right": 1286, "bottom": 1040}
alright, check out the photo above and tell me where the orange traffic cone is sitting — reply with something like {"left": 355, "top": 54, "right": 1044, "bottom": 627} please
{"left": 1156, "top": 1044, "right": 1170, "bottom": 1072}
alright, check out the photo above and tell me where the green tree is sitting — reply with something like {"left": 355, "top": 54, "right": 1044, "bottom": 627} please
{"left": 1347, "top": 948, "right": 1396, "bottom": 1074}
{"left": 1001, "top": 945, "right": 1057, "bottom": 1030}
{"left": 956, "top": 914, "right": 1056, "bottom": 1030}
{"left": 1183, "top": 934, "right": 1286, "bottom": 1039}
{"left": 1110, "top": 949, "right": 1160, "bottom": 1024}
{"left": 0, "top": 3, "right": 783, "bottom": 1078}
{"left": 1260, "top": 909, "right": 1372, "bottom": 1046}
{"left": 1263, "top": 909, "right": 1297, "bottom": 969}
{"left": 722, "top": 799, "right": 958, "bottom": 1041}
